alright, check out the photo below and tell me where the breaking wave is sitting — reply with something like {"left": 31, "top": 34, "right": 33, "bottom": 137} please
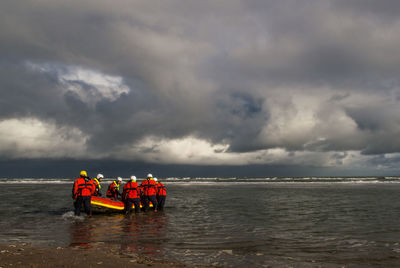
{"left": 0, "top": 176, "right": 399, "bottom": 184}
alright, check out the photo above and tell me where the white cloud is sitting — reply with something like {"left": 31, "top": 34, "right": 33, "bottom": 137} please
{"left": 256, "top": 86, "right": 360, "bottom": 151}
{"left": 108, "top": 135, "right": 371, "bottom": 168}
{"left": 61, "top": 66, "right": 130, "bottom": 103}
{"left": 0, "top": 117, "right": 386, "bottom": 171}
{"left": 25, "top": 61, "right": 130, "bottom": 105}
{"left": 0, "top": 118, "right": 89, "bottom": 158}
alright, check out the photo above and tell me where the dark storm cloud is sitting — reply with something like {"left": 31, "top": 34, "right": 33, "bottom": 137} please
{"left": 0, "top": 61, "right": 66, "bottom": 120}
{"left": 334, "top": 0, "right": 400, "bottom": 18}
{"left": 345, "top": 105, "right": 400, "bottom": 155}
{"left": 1, "top": 0, "right": 400, "bottom": 171}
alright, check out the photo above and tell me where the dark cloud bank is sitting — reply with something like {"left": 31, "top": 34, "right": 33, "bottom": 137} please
{"left": 0, "top": 159, "right": 391, "bottom": 179}
{"left": 1, "top": 0, "right": 400, "bottom": 176}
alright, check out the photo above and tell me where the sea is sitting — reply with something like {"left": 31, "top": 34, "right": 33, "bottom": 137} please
{"left": 1, "top": 176, "right": 400, "bottom": 267}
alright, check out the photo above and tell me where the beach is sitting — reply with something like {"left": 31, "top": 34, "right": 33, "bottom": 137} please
{"left": 0, "top": 243, "right": 215, "bottom": 268}
{"left": 1, "top": 178, "right": 400, "bottom": 267}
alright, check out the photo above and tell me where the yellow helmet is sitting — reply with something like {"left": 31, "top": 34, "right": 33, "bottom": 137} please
{"left": 80, "top": 170, "right": 87, "bottom": 177}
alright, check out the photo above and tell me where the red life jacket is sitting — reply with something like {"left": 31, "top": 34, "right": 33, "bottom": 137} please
{"left": 157, "top": 182, "right": 166, "bottom": 196}
{"left": 73, "top": 177, "right": 94, "bottom": 197}
{"left": 140, "top": 179, "right": 157, "bottom": 196}
{"left": 106, "top": 181, "right": 120, "bottom": 198}
{"left": 122, "top": 181, "right": 141, "bottom": 199}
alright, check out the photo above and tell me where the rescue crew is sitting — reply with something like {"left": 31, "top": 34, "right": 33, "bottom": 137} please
{"left": 106, "top": 177, "right": 122, "bottom": 199}
{"left": 72, "top": 170, "right": 95, "bottom": 216}
{"left": 155, "top": 178, "right": 166, "bottom": 211}
{"left": 140, "top": 173, "right": 158, "bottom": 212}
{"left": 122, "top": 176, "right": 142, "bottom": 214}
{"left": 92, "top": 173, "right": 103, "bottom": 196}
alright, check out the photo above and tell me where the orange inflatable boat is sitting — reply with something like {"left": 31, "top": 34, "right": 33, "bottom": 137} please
{"left": 90, "top": 196, "right": 153, "bottom": 213}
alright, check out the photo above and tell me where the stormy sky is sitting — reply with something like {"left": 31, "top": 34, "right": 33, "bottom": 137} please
{"left": 1, "top": 0, "right": 400, "bottom": 177}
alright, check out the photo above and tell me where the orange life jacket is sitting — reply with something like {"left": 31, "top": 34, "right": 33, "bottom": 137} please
{"left": 140, "top": 179, "right": 157, "bottom": 196}
{"left": 73, "top": 177, "right": 95, "bottom": 197}
{"left": 122, "top": 181, "right": 141, "bottom": 199}
{"left": 157, "top": 182, "right": 166, "bottom": 196}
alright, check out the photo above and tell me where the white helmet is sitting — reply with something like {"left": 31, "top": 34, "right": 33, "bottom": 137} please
{"left": 147, "top": 173, "right": 153, "bottom": 178}
{"left": 154, "top": 178, "right": 158, "bottom": 182}
{"left": 117, "top": 177, "right": 123, "bottom": 182}
{"left": 130, "top": 175, "right": 137, "bottom": 182}
{"left": 97, "top": 173, "right": 104, "bottom": 179}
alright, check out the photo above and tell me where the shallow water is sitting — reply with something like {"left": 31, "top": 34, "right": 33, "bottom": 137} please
{"left": 1, "top": 179, "right": 400, "bottom": 267}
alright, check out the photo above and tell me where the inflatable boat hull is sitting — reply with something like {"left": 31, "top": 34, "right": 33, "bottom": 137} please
{"left": 90, "top": 196, "right": 152, "bottom": 213}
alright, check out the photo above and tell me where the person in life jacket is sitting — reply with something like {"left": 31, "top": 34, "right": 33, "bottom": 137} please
{"left": 72, "top": 170, "right": 95, "bottom": 216}
{"left": 106, "top": 177, "right": 122, "bottom": 199}
{"left": 140, "top": 173, "right": 158, "bottom": 212}
{"left": 92, "top": 173, "right": 103, "bottom": 196}
{"left": 122, "top": 176, "right": 142, "bottom": 214}
{"left": 155, "top": 178, "right": 166, "bottom": 211}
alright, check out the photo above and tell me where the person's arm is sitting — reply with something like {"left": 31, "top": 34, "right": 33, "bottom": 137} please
{"left": 122, "top": 184, "right": 127, "bottom": 200}
{"left": 91, "top": 182, "right": 96, "bottom": 195}
{"left": 72, "top": 181, "right": 76, "bottom": 199}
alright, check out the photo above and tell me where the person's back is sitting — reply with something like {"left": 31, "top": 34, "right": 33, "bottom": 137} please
{"left": 157, "top": 182, "right": 166, "bottom": 196}
{"left": 123, "top": 181, "right": 140, "bottom": 199}
{"left": 72, "top": 170, "right": 95, "bottom": 216}
{"left": 141, "top": 174, "right": 158, "bottom": 212}
{"left": 73, "top": 177, "right": 94, "bottom": 197}
{"left": 142, "top": 178, "right": 157, "bottom": 196}
{"left": 156, "top": 180, "right": 166, "bottom": 211}
{"left": 122, "top": 176, "right": 141, "bottom": 214}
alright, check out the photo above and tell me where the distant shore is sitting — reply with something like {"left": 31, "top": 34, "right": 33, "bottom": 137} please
{"left": 0, "top": 243, "right": 217, "bottom": 268}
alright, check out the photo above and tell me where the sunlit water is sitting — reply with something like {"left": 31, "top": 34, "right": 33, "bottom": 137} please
{"left": 1, "top": 178, "right": 400, "bottom": 267}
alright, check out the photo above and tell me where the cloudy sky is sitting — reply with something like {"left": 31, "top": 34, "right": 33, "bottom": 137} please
{"left": 1, "top": 0, "right": 400, "bottom": 177}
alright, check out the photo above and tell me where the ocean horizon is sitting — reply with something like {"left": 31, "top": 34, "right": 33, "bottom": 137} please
{"left": 0, "top": 176, "right": 397, "bottom": 184}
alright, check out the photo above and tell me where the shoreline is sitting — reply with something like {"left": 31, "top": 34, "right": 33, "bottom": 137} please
{"left": 0, "top": 243, "right": 218, "bottom": 268}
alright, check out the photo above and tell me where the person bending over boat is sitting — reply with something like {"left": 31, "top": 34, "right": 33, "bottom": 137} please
{"left": 72, "top": 170, "right": 95, "bottom": 216}
{"left": 106, "top": 177, "right": 122, "bottom": 199}
{"left": 92, "top": 173, "right": 103, "bottom": 196}
{"left": 155, "top": 178, "right": 166, "bottom": 211}
{"left": 140, "top": 173, "right": 158, "bottom": 212}
{"left": 122, "top": 176, "right": 141, "bottom": 214}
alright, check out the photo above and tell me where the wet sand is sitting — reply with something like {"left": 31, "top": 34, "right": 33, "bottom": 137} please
{"left": 0, "top": 243, "right": 217, "bottom": 268}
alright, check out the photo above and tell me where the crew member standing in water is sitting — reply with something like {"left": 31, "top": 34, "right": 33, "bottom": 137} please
{"left": 140, "top": 173, "right": 158, "bottom": 212}
{"left": 122, "top": 176, "right": 141, "bottom": 214}
{"left": 72, "top": 170, "right": 95, "bottom": 216}
{"left": 107, "top": 177, "right": 122, "bottom": 199}
{"left": 155, "top": 178, "right": 166, "bottom": 211}
{"left": 92, "top": 173, "right": 103, "bottom": 196}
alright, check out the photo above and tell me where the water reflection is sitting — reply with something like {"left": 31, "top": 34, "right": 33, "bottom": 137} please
{"left": 68, "top": 212, "right": 169, "bottom": 257}
{"left": 120, "top": 212, "right": 168, "bottom": 256}
{"left": 69, "top": 220, "right": 93, "bottom": 248}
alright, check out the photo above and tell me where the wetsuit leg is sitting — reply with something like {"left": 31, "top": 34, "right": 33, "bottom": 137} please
{"left": 124, "top": 199, "right": 133, "bottom": 215}
{"left": 83, "top": 196, "right": 91, "bottom": 216}
{"left": 156, "top": 196, "right": 162, "bottom": 210}
{"left": 148, "top": 195, "right": 158, "bottom": 211}
{"left": 140, "top": 197, "right": 146, "bottom": 212}
{"left": 158, "top": 196, "right": 166, "bottom": 210}
{"left": 74, "top": 196, "right": 83, "bottom": 216}
{"left": 133, "top": 198, "right": 141, "bottom": 213}
{"left": 143, "top": 196, "right": 150, "bottom": 212}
